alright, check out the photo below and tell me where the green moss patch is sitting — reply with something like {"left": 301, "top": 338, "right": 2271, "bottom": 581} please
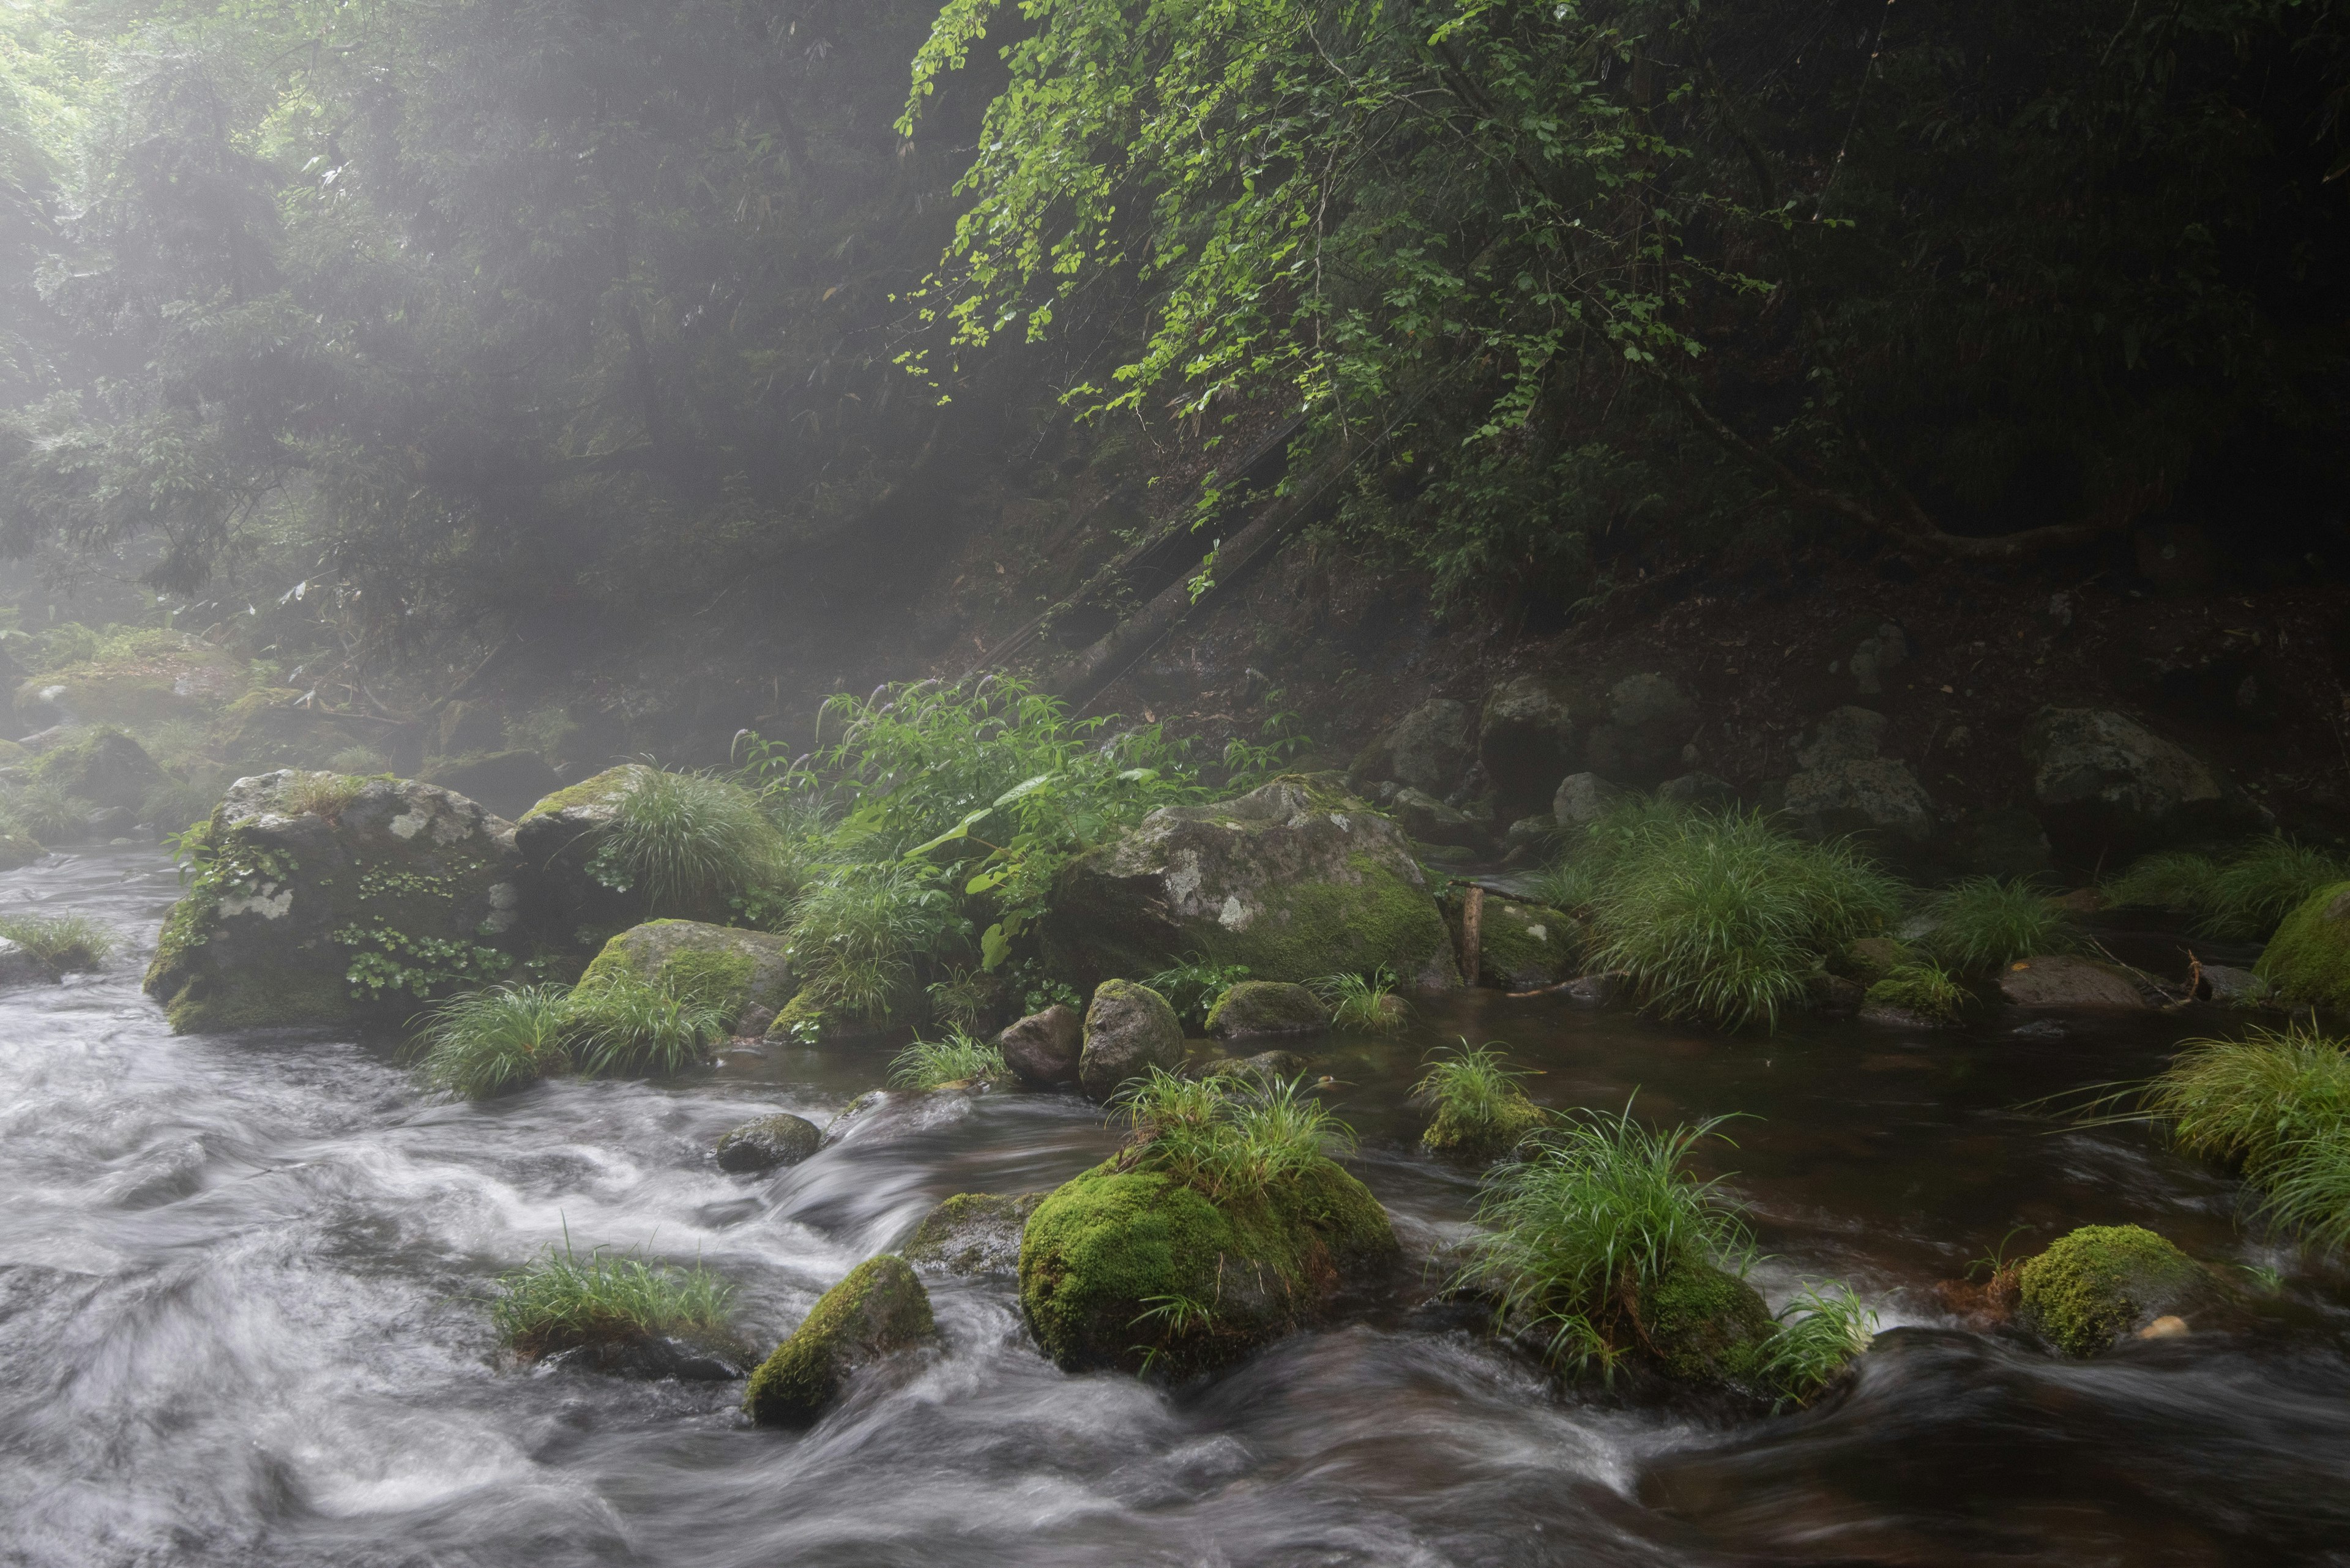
{"left": 744, "top": 1255, "right": 936, "bottom": 1425}
{"left": 1635, "top": 1256, "right": 1776, "bottom": 1384}
{"left": 2018, "top": 1224, "right": 2201, "bottom": 1356}
{"left": 2255, "top": 881, "right": 2350, "bottom": 1013}
{"left": 580, "top": 920, "right": 793, "bottom": 1022}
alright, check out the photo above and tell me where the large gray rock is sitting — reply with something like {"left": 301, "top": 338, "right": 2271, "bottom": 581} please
{"left": 1477, "top": 675, "right": 1578, "bottom": 812}
{"left": 1779, "top": 707, "right": 1936, "bottom": 847}
{"left": 1079, "top": 980, "right": 1185, "bottom": 1099}
{"left": 997, "top": 1004, "right": 1083, "bottom": 1085}
{"left": 715, "top": 1113, "right": 822, "bottom": 1173}
{"left": 1045, "top": 780, "right": 1463, "bottom": 991}
{"left": 29, "top": 728, "right": 162, "bottom": 812}
{"left": 1997, "top": 955, "right": 2149, "bottom": 1010}
{"left": 1581, "top": 674, "right": 1695, "bottom": 786}
{"left": 1552, "top": 771, "right": 1630, "bottom": 831}
{"left": 581, "top": 920, "right": 792, "bottom": 1030}
{"left": 2021, "top": 707, "right": 2266, "bottom": 855}
{"left": 1349, "top": 699, "right": 1472, "bottom": 794}
{"left": 143, "top": 772, "right": 527, "bottom": 1032}
{"left": 903, "top": 1192, "right": 1045, "bottom": 1276}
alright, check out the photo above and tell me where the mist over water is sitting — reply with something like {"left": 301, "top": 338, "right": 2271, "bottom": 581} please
{"left": 2, "top": 847, "right": 2346, "bottom": 1567}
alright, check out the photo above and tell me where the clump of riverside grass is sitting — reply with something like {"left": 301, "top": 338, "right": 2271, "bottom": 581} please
{"left": 1864, "top": 960, "right": 1969, "bottom": 1023}
{"left": 2105, "top": 835, "right": 2350, "bottom": 941}
{"left": 889, "top": 1028, "right": 1007, "bottom": 1089}
{"left": 1462, "top": 1103, "right": 1871, "bottom": 1402}
{"left": 2142, "top": 1022, "right": 2350, "bottom": 1252}
{"left": 1310, "top": 969, "right": 1406, "bottom": 1032}
{"left": 1923, "top": 877, "right": 2077, "bottom": 972}
{"left": 783, "top": 861, "right": 969, "bottom": 1029}
{"left": 1115, "top": 1067, "right": 1354, "bottom": 1204}
{"left": 592, "top": 767, "right": 785, "bottom": 917}
{"left": 416, "top": 974, "right": 726, "bottom": 1100}
{"left": 1413, "top": 1041, "right": 1546, "bottom": 1160}
{"left": 492, "top": 1229, "right": 736, "bottom": 1360}
{"left": 0, "top": 913, "right": 112, "bottom": 974}
{"left": 1548, "top": 804, "right": 1902, "bottom": 1029}
{"left": 1, "top": 779, "right": 86, "bottom": 843}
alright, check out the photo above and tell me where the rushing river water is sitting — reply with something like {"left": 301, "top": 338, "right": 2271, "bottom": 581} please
{"left": 2, "top": 845, "right": 2347, "bottom": 1567}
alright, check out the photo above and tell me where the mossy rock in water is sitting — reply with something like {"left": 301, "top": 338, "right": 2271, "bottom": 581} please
{"left": 141, "top": 771, "right": 530, "bottom": 1033}
{"left": 29, "top": 727, "right": 162, "bottom": 812}
{"left": 1633, "top": 1257, "right": 1777, "bottom": 1385}
{"left": 1046, "top": 779, "right": 1462, "bottom": 991}
{"left": 1078, "top": 979, "right": 1184, "bottom": 1099}
{"left": 1018, "top": 1154, "right": 1398, "bottom": 1379}
{"left": 1422, "top": 1090, "right": 1547, "bottom": 1163}
{"left": 1203, "top": 980, "right": 1327, "bottom": 1039}
{"left": 581, "top": 920, "right": 793, "bottom": 1028}
{"left": 0, "top": 831, "right": 42, "bottom": 871}
{"left": 743, "top": 1255, "right": 936, "bottom": 1426}
{"left": 1454, "top": 895, "right": 1581, "bottom": 988}
{"left": 2254, "top": 880, "right": 2350, "bottom": 1014}
{"left": 714, "top": 1112, "right": 821, "bottom": 1173}
{"left": 2018, "top": 1224, "right": 2202, "bottom": 1356}
{"left": 905, "top": 1192, "right": 1046, "bottom": 1276}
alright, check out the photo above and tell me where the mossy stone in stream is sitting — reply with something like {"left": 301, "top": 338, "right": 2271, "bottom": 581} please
{"left": 2253, "top": 881, "right": 2350, "bottom": 1013}
{"left": 714, "top": 1113, "right": 822, "bottom": 1173}
{"left": 2018, "top": 1224, "right": 2201, "bottom": 1356}
{"left": 1464, "top": 897, "right": 1581, "bottom": 988}
{"left": 1635, "top": 1257, "right": 1775, "bottom": 1384}
{"left": 905, "top": 1192, "right": 1046, "bottom": 1276}
{"left": 743, "top": 1255, "right": 936, "bottom": 1425}
{"left": 1203, "top": 980, "right": 1327, "bottom": 1039}
{"left": 1420, "top": 1091, "right": 1547, "bottom": 1163}
{"left": 31, "top": 726, "right": 162, "bottom": 812}
{"left": 581, "top": 920, "right": 794, "bottom": 1028}
{"left": 1018, "top": 1155, "right": 1397, "bottom": 1379}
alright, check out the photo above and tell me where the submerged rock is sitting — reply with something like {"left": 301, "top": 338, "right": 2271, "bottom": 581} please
{"left": 743, "top": 1255, "right": 937, "bottom": 1425}
{"left": 1996, "top": 955, "right": 2147, "bottom": 1010}
{"left": 1018, "top": 1155, "right": 1398, "bottom": 1378}
{"left": 715, "top": 1112, "right": 822, "bottom": 1173}
{"left": 1046, "top": 779, "right": 1462, "bottom": 991}
{"left": 545, "top": 1334, "right": 744, "bottom": 1382}
{"left": 2197, "top": 964, "right": 2274, "bottom": 1006}
{"left": 1204, "top": 1048, "right": 1308, "bottom": 1082}
{"left": 904, "top": 1192, "right": 1045, "bottom": 1276}
{"left": 997, "top": 1003, "right": 1083, "bottom": 1085}
{"left": 0, "top": 937, "right": 44, "bottom": 989}
{"left": 143, "top": 771, "right": 526, "bottom": 1032}
{"left": 582, "top": 920, "right": 793, "bottom": 1030}
{"left": 1078, "top": 980, "right": 1184, "bottom": 1099}
{"left": 1203, "top": 980, "right": 1327, "bottom": 1039}
{"left": 1349, "top": 699, "right": 1472, "bottom": 795}
{"left": 2018, "top": 1225, "right": 2203, "bottom": 1356}
{"left": 2021, "top": 706, "right": 2266, "bottom": 855}
{"left": 2253, "top": 881, "right": 2350, "bottom": 1013}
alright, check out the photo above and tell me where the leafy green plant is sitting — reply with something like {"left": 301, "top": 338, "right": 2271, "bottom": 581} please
{"left": 335, "top": 926, "right": 513, "bottom": 1001}
{"left": 1116, "top": 1067, "right": 1354, "bottom": 1204}
{"left": 1310, "top": 969, "right": 1405, "bottom": 1032}
{"left": 785, "top": 861, "right": 970, "bottom": 1029}
{"left": 1583, "top": 809, "right": 1903, "bottom": 1029}
{"left": 2144, "top": 1022, "right": 2350, "bottom": 1252}
{"left": 0, "top": 913, "right": 111, "bottom": 973}
{"left": 416, "top": 983, "right": 575, "bottom": 1099}
{"left": 1413, "top": 1040, "right": 1545, "bottom": 1157}
{"left": 1146, "top": 955, "right": 1253, "bottom": 1028}
{"left": 888, "top": 1028, "right": 1008, "bottom": 1089}
{"left": 1863, "top": 960, "right": 1970, "bottom": 1023}
{"left": 1925, "top": 878, "right": 2078, "bottom": 973}
{"left": 925, "top": 966, "right": 998, "bottom": 1031}
{"left": 589, "top": 767, "right": 785, "bottom": 917}
{"left": 567, "top": 969, "right": 728, "bottom": 1078}
{"left": 1755, "top": 1284, "right": 1876, "bottom": 1409}
{"left": 1461, "top": 1103, "right": 1751, "bottom": 1379}
{"left": 491, "top": 1228, "right": 736, "bottom": 1359}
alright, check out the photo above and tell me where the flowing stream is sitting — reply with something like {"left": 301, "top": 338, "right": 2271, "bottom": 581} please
{"left": 3, "top": 846, "right": 2348, "bottom": 1567}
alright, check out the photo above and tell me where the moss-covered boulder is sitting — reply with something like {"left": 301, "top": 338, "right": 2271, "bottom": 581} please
{"left": 2255, "top": 881, "right": 2350, "bottom": 1013}
{"left": 1019, "top": 1155, "right": 1398, "bottom": 1379}
{"left": 1204, "top": 980, "right": 1327, "bottom": 1039}
{"left": 512, "top": 764, "right": 655, "bottom": 944}
{"left": 16, "top": 640, "right": 244, "bottom": 730}
{"left": 2018, "top": 1224, "right": 2203, "bottom": 1356}
{"left": 422, "top": 749, "right": 561, "bottom": 821}
{"left": 997, "top": 1004, "right": 1083, "bottom": 1085}
{"left": 905, "top": 1192, "right": 1046, "bottom": 1276}
{"left": 743, "top": 1255, "right": 937, "bottom": 1425}
{"left": 715, "top": 1112, "right": 822, "bottom": 1173}
{"left": 0, "top": 831, "right": 42, "bottom": 871}
{"left": 1471, "top": 897, "right": 1581, "bottom": 989}
{"left": 1046, "top": 779, "right": 1462, "bottom": 992}
{"left": 1078, "top": 979, "right": 1184, "bottom": 1099}
{"left": 1633, "top": 1258, "right": 1777, "bottom": 1385}
{"left": 2021, "top": 706, "right": 2267, "bottom": 856}
{"left": 29, "top": 728, "right": 162, "bottom": 812}
{"left": 142, "top": 771, "right": 529, "bottom": 1032}
{"left": 1422, "top": 1090, "right": 1547, "bottom": 1163}
{"left": 581, "top": 920, "right": 793, "bottom": 1030}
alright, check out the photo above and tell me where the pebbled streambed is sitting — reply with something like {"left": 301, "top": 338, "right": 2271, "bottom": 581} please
{"left": 2, "top": 846, "right": 2347, "bottom": 1566}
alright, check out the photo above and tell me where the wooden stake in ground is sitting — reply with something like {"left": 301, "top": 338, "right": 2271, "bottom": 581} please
{"left": 1461, "top": 885, "right": 1484, "bottom": 988}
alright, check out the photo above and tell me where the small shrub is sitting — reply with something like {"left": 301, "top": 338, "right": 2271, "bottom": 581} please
{"left": 889, "top": 1028, "right": 1007, "bottom": 1089}
{"left": 592, "top": 768, "right": 785, "bottom": 916}
{"left": 1116, "top": 1067, "right": 1354, "bottom": 1203}
{"left": 3, "top": 780, "right": 88, "bottom": 842}
{"left": 1863, "top": 960, "right": 1969, "bottom": 1023}
{"left": 1754, "top": 1283, "right": 1876, "bottom": 1408}
{"left": 328, "top": 745, "right": 391, "bottom": 775}
{"left": 417, "top": 983, "right": 575, "bottom": 1099}
{"left": 491, "top": 1231, "right": 736, "bottom": 1359}
{"left": 1310, "top": 969, "right": 1405, "bottom": 1032}
{"left": 2146, "top": 1022, "right": 2350, "bottom": 1251}
{"left": 924, "top": 966, "right": 996, "bottom": 1031}
{"left": 0, "top": 913, "right": 112, "bottom": 973}
{"left": 568, "top": 970, "right": 728, "bottom": 1078}
{"left": 278, "top": 770, "right": 365, "bottom": 818}
{"left": 1145, "top": 955, "right": 1253, "bottom": 1028}
{"left": 786, "top": 861, "right": 968, "bottom": 1026}
{"left": 1925, "top": 878, "right": 2076, "bottom": 973}
{"left": 1413, "top": 1040, "right": 1545, "bottom": 1157}
{"left": 1585, "top": 810, "right": 1903, "bottom": 1029}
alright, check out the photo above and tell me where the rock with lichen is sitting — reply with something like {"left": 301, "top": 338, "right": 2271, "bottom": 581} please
{"left": 1078, "top": 980, "right": 1185, "bottom": 1099}
{"left": 582, "top": 920, "right": 793, "bottom": 1031}
{"left": 742, "top": 1255, "right": 936, "bottom": 1425}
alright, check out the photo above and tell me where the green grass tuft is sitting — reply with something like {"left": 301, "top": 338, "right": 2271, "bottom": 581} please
{"left": 2102, "top": 850, "right": 2220, "bottom": 916}
{"left": 2105, "top": 837, "right": 2348, "bottom": 942}
{"left": 491, "top": 1231, "right": 736, "bottom": 1359}
{"left": 0, "top": 913, "right": 113, "bottom": 973}
{"left": 1925, "top": 877, "right": 2076, "bottom": 973}
{"left": 1116, "top": 1067, "right": 1354, "bottom": 1204}
{"left": 594, "top": 767, "right": 786, "bottom": 916}
{"left": 417, "top": 983, "right": 575, "bottom": 1099}
{"left": 2145, "top": 1021, "right": 2350, "bottom": 1252}
{"left": 1414, "top": 1040, "right": 1546, "bottom": 1157}
{"left": 889, "top": 1028, "right": 1008, "bottom": 1088}
{"left": 2, "top": 780, "right": 87, "bottom": 843}
{"left": 786, "top": 861, "right": 968, "bottom": 1027}
{"left": 1755, "top": 1283, "right": 1876, "bottom": 1408}
{"left": 1308, "top": 968, "right": 1405, "bottom": 1031}
{"left": 567, "top": 969, "right": 729, "bottom": 1078}
{"left": 1863, "top": 960, "right": 1969, "bottom": 1023}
